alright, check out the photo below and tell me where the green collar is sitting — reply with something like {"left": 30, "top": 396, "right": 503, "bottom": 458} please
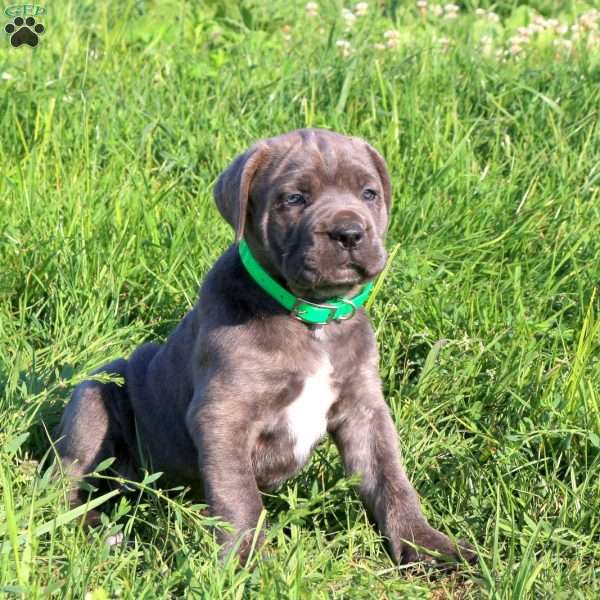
{"left": 238, "top": 239, "right": 373, "bottom": 325}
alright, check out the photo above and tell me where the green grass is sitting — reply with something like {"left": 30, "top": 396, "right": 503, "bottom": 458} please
{"left": 1, "top": 0, "right": 600, "bottom": 597}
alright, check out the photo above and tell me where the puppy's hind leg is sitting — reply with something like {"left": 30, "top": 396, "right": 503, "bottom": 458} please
{"left": 54, "top": 358, "right": 135, "bottom": 528}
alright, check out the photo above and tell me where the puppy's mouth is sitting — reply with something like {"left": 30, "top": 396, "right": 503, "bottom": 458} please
{"left": 287, "top": 263, "right": 380, "bottom": 301}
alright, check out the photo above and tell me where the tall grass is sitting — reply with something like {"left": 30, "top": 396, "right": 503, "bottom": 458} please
{"left": 1, "top": 1, "right": 599, "bottom": 597}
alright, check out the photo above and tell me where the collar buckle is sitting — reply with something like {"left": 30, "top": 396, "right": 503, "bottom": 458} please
{"left": 291, "top": 298, "right": 337, "bottom": 325}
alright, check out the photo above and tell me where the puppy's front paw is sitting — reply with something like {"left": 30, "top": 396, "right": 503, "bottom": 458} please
{"left": 393, "top": 523, "right": 477, "bottom": 566}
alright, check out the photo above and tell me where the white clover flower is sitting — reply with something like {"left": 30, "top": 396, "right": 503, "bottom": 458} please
{"left": 509, "top": 34, "right": 528, "bottom": 48}
{"left": 509, "top": 43, "right": 522, "bottom": 56}
{"left": 342, "top": 8, "right": 357, "bottom": 30}
{"left": 383, "top": 30, "right": 401, "bottom": 48}
{"left": 373, "top": 42, "right": 386, "bottom": 50}
{"left": 555, "top": 24, "right": 569, "bottom": 35}
{"left": 480, "top": 36, "right": 493, "bottom": 56}
{"left": 336, "top": 39, "right": 352, "bottom": 57}
{"left": 443, "top": 4, "right": 458, "bottom": 19}
{"left": 436, "top": 36, "right": 450, "bottom": 51}
{"left": 486, "top": 11, "right": 500, "bottom": 23}
{"left": 517, "top": 27, "right": 531, "bottom": 38}
{"left": 1, "top": 72, "right": 14, "bottom": 80}
{"left": 416, "top": 0, "right": 428, "bottom": 16}
{"left": 431, "top": 4, "right": 443, "bottom": 17}
{"left": 354, "top": 2, "right": 368, "bottom": 17}
{"left": 305, "top": 1, "right": 319, "bottom": 17}
{"left": 580, "top": 12, "right": 599, "bottom": 31}
{"left": 475, "top": 8, "right": 486, "bottom": 17}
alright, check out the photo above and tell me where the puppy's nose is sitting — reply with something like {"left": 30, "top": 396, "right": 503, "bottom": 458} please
{"left": 328, "top": 223, "right": 365, "bottom": 249}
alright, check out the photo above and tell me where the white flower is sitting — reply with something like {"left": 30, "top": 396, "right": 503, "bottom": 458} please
{"left": 1, "top": 72, "right": 14, "bottom": 80}
{"left": 442, "top": 4, "right": 458, "bottom": 20}
{"left": 509, "top": 44, "right": 522, "bottom": 56}
{"left": 509, "top": 34, "right": 528, "bottom": 49}
{"left": 431, "top": 4, "right": 443, "bottom": 17}
{"left": 580, "top": 10, "right": 599, "bottom": 31}
{"left": 475, "top": 8, "right": 485, "bottom": 17}
{"left": 416, "top": 0, "right": 428, "bottom": 7}
{"left": 436, "top": 36, "right": 450, "bottom": 51}
{"left": 384, "top": 30, "right": 401, "bottom": 48}
{"left": 486, "top": 11, "right": 500, "bottom": 23}
{"left": 305, "top": 2, "right": 319, "bottom": 17}
{"left": 480, "top": 36, "right": 493, "bottom": 56}
{"left": 373, "top": 42, "right": 386, "bottom": 50}
{"left": 354, "top": 2, "right": 368, "bottom": 17}
{"left": 517, "top": 26, "right": 531, "bottom": 38}
{"left": 336, "top": 39, "right": 352, "bottom": 57}
{"left": 342, "top": 8, "right": 357, "bottom": 30}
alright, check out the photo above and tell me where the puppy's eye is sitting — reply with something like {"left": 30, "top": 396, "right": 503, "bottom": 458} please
{"left": 362, "top": 188, "right": 377, "bottom": 201}
{"left": 285, "top": 193, "right": 306, "bottom": 206}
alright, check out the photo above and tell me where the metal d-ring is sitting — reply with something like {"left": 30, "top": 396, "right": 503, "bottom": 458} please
{"left": 334, "top": 298, "right": 357, "bottom": 321}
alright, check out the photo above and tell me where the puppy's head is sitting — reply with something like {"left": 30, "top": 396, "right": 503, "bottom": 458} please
{"left": 214, "top": 128, "right": 391, "bottom": 301}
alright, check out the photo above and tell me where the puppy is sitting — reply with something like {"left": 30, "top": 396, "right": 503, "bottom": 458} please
{"left": 55, "top": 129, "right": 474, "bottom": 566}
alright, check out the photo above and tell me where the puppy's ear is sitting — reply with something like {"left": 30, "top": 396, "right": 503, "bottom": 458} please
{"left": 213, "top": 143, "right": 270, "bottom": 242}
{"left": 365, "top": 144, "right": 392, "bottom": 211}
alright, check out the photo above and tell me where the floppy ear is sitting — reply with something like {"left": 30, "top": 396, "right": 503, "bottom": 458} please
{"left": 365, "top": 144, "right": 392, "bottom": 212}
{"left": 213, "top": 143, "right": 270, "bottom": 242}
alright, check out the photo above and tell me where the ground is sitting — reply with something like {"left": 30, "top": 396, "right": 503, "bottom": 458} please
{"left": 1, "top": 1, "right": 599, "bottom": 598}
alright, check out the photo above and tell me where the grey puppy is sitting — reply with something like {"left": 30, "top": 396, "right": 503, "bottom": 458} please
{"left": 55, "top": 128, "right": 474, "bottom": 566}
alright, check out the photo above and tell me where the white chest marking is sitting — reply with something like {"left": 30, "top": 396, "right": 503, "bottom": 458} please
{"left": 286, "top": 357, "right": 336, "bottom": 464}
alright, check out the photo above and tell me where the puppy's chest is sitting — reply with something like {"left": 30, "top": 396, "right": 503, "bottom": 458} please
{"left": 284, "top": 357, "right": 338, "bottom": 464}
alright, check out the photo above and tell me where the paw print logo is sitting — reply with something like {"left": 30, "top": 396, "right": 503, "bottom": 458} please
{"left": 4, "top": 16, "right": 45, "bottom": 47}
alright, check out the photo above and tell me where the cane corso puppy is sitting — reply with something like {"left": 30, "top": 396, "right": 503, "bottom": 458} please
{"left": 55, "top": 128, "right": 474, "bottom": 566}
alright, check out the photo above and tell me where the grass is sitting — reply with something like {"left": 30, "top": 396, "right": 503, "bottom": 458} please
{"left": 1, "top": 0, "right": 600, "bottom": 597}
